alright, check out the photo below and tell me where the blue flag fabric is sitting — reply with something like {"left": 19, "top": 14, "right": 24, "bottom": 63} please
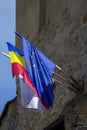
{"left": 15, "top": 32, "right": 56, "bottom": 109}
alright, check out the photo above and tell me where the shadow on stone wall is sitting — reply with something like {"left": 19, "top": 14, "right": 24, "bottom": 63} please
{"left": 44, "top": 116, "right": 65, "bottom": 130}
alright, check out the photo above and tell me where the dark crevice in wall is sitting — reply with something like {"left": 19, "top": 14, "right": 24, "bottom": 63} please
{"left": 44, "top": 116, "right": 65, "bottom": 130}
{"left": 51, "top": 120, "right": 65, "bottom": 130}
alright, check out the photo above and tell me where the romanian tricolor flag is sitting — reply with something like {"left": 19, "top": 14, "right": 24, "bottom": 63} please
{"left": 7, "top": 42, "right": 38, "bottom": 95}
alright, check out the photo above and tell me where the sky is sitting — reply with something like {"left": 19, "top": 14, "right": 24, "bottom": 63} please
{"left": 0, "top": 0, "right": 16, "bottom": 115}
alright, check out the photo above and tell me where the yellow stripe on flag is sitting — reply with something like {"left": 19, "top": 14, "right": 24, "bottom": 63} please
{"left": 9, "top": 51, "right": 26, "bottom": 68}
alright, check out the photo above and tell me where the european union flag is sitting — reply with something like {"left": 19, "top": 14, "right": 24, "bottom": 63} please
{"left": 15, "top": 32, "right": 56, "bottom": 109}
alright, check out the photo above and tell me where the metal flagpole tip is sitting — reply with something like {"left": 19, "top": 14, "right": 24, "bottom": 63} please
{"left": 14, "top": 30, "right": 16, "bottom": 33}
{"left": 5, "top": 42, "right": 9, "bottom": 45}
{"left": 0, "top": 52, "right": 10, "bottom": 58}
{"left": 15, "top": 31, "right": 22, "bottom": 38}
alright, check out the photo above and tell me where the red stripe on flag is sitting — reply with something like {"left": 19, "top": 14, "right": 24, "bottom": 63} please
{"left": 12, "top": 63, "right": 49, "bottom": 109}
{"left": 12, "top": 62, "right": 36, "bottom": 92}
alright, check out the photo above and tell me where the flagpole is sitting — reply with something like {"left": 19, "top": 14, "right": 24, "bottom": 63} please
{"left": 53, "top": 72, "right": 68, "bottom": 82}
{"left": 56, "top": 64, "right": 82, "bottom": 87}
{"left": 56, "top": 65, "right": 75, "bottom": 84}
{"left": 56, "top": 65, "right": 70, "bottom": 78}
{"left": 1, "top": 52, "right": 10, "bottom": 58}
{"left": 54, "top": 78, "right": 66, "bottom": 87}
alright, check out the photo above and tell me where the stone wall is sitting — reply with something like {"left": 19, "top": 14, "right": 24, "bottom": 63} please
{"left": 0, "top": 0, "right": 87, "bottom": 130}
